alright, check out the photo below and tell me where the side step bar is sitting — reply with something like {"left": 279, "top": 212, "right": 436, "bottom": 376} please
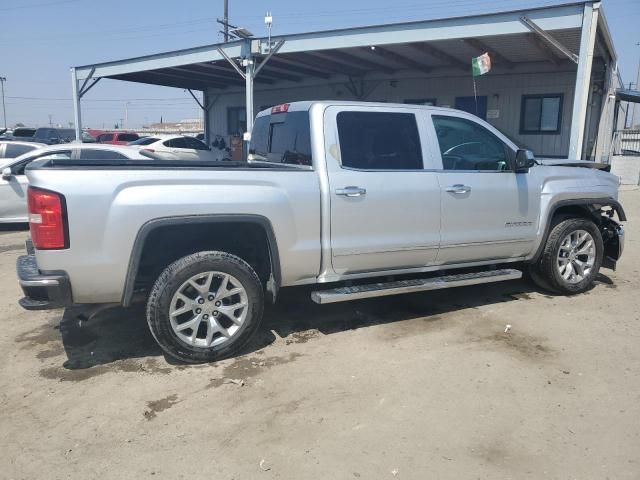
{"left": 311, "top": 269, "right": 522, "bottom": 304}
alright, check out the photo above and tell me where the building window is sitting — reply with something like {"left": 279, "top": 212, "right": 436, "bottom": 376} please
{"left": 227, "top": 107, "right": 247, "bottom": 135}
{"left": 404, "top": 98, "right": 436, "bottom": 106}
{"left": 520, "top": 94, "right": 563, "bottom": 134}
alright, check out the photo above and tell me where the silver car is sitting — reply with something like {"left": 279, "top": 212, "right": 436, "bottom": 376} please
{"left": 0, "top": 144, "right": 148, "bottom": 223}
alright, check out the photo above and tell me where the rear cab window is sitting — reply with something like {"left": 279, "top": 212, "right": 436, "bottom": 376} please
{"left": 249, "top": 107, "right": 312, "bottom": 167}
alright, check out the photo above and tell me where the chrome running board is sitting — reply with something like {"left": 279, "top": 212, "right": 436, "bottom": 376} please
{"left": 311, "top": 269, "right": 522, "bottom": 304}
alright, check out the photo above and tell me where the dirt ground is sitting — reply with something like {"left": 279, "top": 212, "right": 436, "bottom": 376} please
{"left": 1, "top": 189, "right": 638, "bottom": 480}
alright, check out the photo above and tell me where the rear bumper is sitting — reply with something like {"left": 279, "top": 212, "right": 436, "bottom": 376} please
{"left": 17, "top": 253, "right": 73, "bottom": 310}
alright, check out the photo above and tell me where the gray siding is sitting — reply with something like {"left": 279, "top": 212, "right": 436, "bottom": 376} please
{"left": 206, "top": 68, "right": 577, "bottom": 158}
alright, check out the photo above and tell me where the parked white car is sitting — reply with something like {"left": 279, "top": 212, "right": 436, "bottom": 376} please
{"left": 0, "top": 141, "right": 45, "bottom": 160}
{"left": 0, "top": 144, "right": 148, "bottom": 223}
{"left": 132, "top": 135, "right": 219, "bottom": 161}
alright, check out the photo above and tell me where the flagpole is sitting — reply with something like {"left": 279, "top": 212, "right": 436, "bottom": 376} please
{"left": 472, "top": 77, "right": 479, "bottom": 116}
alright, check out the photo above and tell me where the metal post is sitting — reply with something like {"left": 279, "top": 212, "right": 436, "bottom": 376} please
{"left": 70, "top": 67, "right": 82, "bottom": 141}
{"left": 0, "top": 76, "right": 6, "bottom": 129}
{"left": 568, "top": 3, "right": 599, "bottom": 160}
{"left": 244, "top": 55, "right": 254, "bottom": 160}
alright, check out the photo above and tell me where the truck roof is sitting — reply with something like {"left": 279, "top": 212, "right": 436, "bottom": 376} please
{"left": 255, "top": 100, "right": 461, "bottom": 117}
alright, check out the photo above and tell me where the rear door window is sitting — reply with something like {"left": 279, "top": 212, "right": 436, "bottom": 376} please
{"left": 249, "top": 111, "right": 312, "bottom": 166}
{"left": 336, "top": 111, "right": 423, "bottom": 170}
{"left": 183, "top": 137, "right": 209, "bottom": 150}
{"left": 164, "top": 137, "right": 188, "bottom": 149}
{"left": 117, "top": 133, "right": 139, "bottom": 142}
{"left": 79, "top": 149, "right": 129, "bottom": 160}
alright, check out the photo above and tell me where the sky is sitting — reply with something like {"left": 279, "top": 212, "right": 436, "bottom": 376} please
{"left": 1, "top": 0, "right": 639, "bottom": 129}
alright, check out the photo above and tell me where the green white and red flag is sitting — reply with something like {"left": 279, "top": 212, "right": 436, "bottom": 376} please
{"left": 471, "top": 52, "right": 491, "bottom": 77}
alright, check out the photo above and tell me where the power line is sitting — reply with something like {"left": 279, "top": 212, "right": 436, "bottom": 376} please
{"left": 0, "top": 0, "right": 80, "bottom": 11}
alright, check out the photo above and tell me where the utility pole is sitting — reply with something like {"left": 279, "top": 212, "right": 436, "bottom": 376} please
{"left": 224, "top": 0, "right": 229, "bottom": 42}
{"left": 217, "top": 0, "right": 236, "bottom": 42}
{"left": 0, "top": 76, "right": 6, "bottom": 129}
{"left": 124, "top": 101, "right": 130, "bottom": 129}
{"left": 48, "top": 114, "right": 53, "bottom": 127}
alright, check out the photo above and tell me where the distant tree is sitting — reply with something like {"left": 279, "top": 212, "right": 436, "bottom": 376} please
{"left": 14, "top": 122, "right": 25, "bottom": 127}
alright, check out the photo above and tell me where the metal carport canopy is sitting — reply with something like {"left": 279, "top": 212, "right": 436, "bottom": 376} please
{"left": 71, "top": 1, "right": 605, "bottom": 155}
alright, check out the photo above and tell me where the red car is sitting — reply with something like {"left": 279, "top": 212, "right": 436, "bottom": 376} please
{"left": 94, "top": 131, "right": 140, "bottom": 145}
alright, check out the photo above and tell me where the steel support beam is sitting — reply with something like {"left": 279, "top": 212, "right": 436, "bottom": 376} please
{"left": 78, "top": 67, "right": 95, "bottom": 96}
{"left": 244, "top": 56, "right": 254, "bottom": 160}
{"left": 407, "top": 43, "right": 468, "bottom": 71}
{"left": 171, "top": 66, "right": 245, "bottom": 86}
{"left": 569, "top": 3, "right": 599, "bottom": 159}
{"left": 364, "top": 46, "right": 431, "bottom": 73}
{"left": 463, "top": 38, "right": 514, "bottom": 69}
{"left": 70, "top": 67, "right": 82, "bottom": 141}
{"left": 254, "top": 39, "right": 285, "bottom": 77}
{"left": 315, "top": 50, "right": 395, "bottom": 74}
{"left": 265, "top": 58, "right": 330, "bottom": 79}
{"left": 143, "top": 70, "right": 228, "bottom": 90}
{"left": 525, "top": 33, "right": 562, "bottom": 66}
{"left": 217, "top": 47, "right": 246, "bottom": 79}
{"left": 196, "top": 63, "right": 275, "bottom": 84}
{"left": 285, "top": 53, "right": 366, "bottom": 76}
{"left": 520, "top": 15, "right": 579, "bottom": 64}
{"left": 79, "top": 78, "right": 101, "bottom": 98}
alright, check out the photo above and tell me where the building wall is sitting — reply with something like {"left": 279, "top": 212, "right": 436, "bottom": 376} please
{"left": 206, "top": 68, "right": 578, "bottom": 158}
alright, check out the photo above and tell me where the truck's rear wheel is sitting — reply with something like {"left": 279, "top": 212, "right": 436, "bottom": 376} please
{"left": 146, "top": 251, "right": 264, "bottom": 364}
{"left": 530, "top": 217, "right": 603, "bottom": 295}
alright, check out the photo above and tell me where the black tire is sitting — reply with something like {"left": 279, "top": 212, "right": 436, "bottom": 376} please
{"left": 146, "top": 251, "right": 264, "bottom": 364}
{"left": 525, "top": 264, "right": 555, "bottom": 294}
{"left": 531, "top": 217, "right": 603, "bottom": 295}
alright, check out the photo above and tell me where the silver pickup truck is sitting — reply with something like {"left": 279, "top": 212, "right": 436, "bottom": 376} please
{"left": 17, "top": 101, "right": 625, "bottom": 363}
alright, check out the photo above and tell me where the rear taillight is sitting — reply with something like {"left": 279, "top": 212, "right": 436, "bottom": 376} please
{"left": 271, "top": 103, "right": 290, "bottom": 114}
{"left": 27, "top": 187, "right": 68, "bottom": 250}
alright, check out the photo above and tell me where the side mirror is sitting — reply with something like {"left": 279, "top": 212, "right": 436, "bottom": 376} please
{"left": 2, "top": 167, "right": 13, "bottom": 180}
{"left": 515, "top": 149, "right": 536, "bottom": 173}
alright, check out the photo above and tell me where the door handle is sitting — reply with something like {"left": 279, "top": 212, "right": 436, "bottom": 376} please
{"left": 336, "top": 186, "right": 367, "bottom": 197}
{"left": 445, "top": 184, "right": 471, "bottom": 194}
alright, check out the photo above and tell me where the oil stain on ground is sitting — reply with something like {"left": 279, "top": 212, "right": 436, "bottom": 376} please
{"left": 207, "top": 352, "right": 304, "bottom": 388}
{"left": 143, "top": 394, "right": 180, "bottom": 420}
{"left": 39, "top": 357, "right": 172, "bottom": 382}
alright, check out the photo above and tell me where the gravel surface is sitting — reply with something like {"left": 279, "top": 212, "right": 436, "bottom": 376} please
{"left": 1, "top": 189, "right": 638, "bottom": 479}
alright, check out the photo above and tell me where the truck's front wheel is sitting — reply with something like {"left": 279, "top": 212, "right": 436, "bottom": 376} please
{"left": 529, "top": 217, "right": 603, "bottom": 295}
{"left": 147, "top": 251, "right": 264, "bottom": 363}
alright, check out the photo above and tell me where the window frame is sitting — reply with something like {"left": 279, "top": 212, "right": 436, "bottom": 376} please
{"left": 430, "top": 113, "right": 516, "bottom": 173}
{"left": 519, "top": 93, "right": 563, "bottom": 135}
{"left": 335, "top": 110, "right": 425, "bottom": 172}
